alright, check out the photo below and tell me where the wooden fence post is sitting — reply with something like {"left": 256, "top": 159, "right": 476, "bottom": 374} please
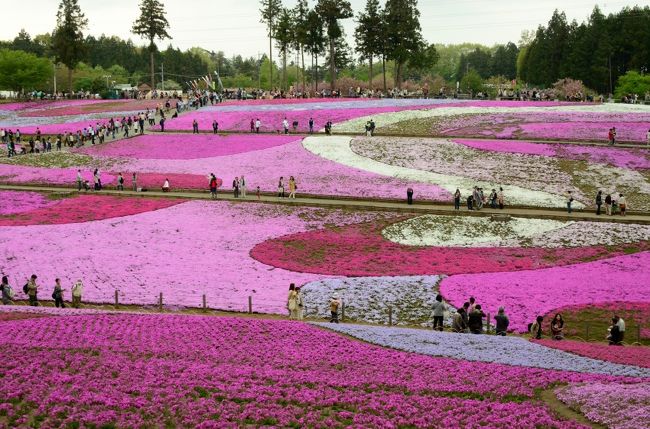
{"left": 248, "top": 296, "right": 253, "bottom": 314}
{"left": 114, "top": 290, "right": 119, "bottom": 308}
{"left": 158, "top": 292, "right": 163, "bottom": 311}
{"left": 388, "top": 306, "right": 393, "bottom": 326}
{"left": 202, "top": 294, "right": 207, "bottom": 311}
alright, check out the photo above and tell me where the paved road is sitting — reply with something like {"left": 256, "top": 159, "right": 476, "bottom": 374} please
{"left": 3, "top": 183, "right": 650, "bottom": 224}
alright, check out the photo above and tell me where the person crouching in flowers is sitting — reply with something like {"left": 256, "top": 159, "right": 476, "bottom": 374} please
{"left": 494, "top": 307, "right": 509, "bottom": 336}
{"left": 451, "top": 308, "right": 468, "bottom": 333}
{"left": 329, "top": 293, "right": 341, "bottom": 323}
{"left": 551, "top": 313, "right": 564, "bottom": 340}
{"left": 71, "top": 280, "right": 83, "bottom": 308}
{"left": 287, "top": 283, "right": 299, "bottom": 320}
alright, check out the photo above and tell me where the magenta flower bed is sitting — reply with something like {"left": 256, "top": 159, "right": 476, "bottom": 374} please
{"left": 161, "top": 105, "right": 431, "bottom": 132}
{"left": 454, "top": 139, "right": 650, "bottom": 170}
{"left": 77, "top": 134, "right": 299, "bottom": 159}
{"left": 7, "top": 119, "right": 115, "bottom": 135}
{"left": 0, "top": 100, "right": 108, "bottom": 112}
{"left": 0, "top": 313, "right": 634, "bottom": 428}
{"left": 536, "top": 339, "right": 650, "bottom": 369}
{"left": 0, "top": 164, "right": 117, "bottom": 186}
{"left": 0, "top": 191, "right": 57, "bottom": 215}
{"left": 519, "top": 121, "right": 650, "bottom": 143}
{"left": 0, "top": 194, "right": 183, "bottom": 226}
{"left": 439, "top": 251, "right": 650, "bottom": 333}
{"left": 18, "top": 99, "right": 161, "bottom": 117}
{"left": 250, "top": 220, "right": 646, "bottom": 276}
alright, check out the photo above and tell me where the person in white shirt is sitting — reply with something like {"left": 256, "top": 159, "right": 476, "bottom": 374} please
{"left": 162, "top": 179, "right": 170, "bottom": 192}
{"left": 282, "top": 118, "right": 289, "bottom": 134}
{"left": 618, "top": 194, "right": 627, "bottom": 216}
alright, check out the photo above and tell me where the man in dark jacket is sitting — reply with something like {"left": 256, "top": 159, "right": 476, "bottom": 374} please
{"left": 468, "top": 305, "right": 485, "bottom": 334}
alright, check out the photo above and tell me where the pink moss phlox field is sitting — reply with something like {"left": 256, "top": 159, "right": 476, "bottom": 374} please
{"left": 454, "top": 139, "right": 650, "bottom": 170}
{"left": 0, "top": 195, "right": 183, "bottom": 226}
{"left": 536, "top": 340, "right": 650, "bottom": 369}
{"left": 77, "top": 134, "right": 299, "bottom": 159}
{"left": 0, "top": 164, "right": 117, "bottom": 186}
{"left": 18, "top": 99, "right": 161, "bottom": 117}
{"left": 109, "top": 139, "right": 452, "bottom": 200}
{"left": 250, "top": 220, "right": 649, "bottom": 276}
{"left": 0, "top": 202, "right": 386, "bottom": 310}
{"left": 160, "top": 105, "right": 431, "bottom": 132}
{"left": 0, "top": 191, "right": 57, "bottom": 215}
{"left": 556, "top": 382, "right": 650, "bottom": 429}
{"left": 519, "top": 122, "right": 650, "bottom": 144}
{"left": 0, "top": 314, "right": 637, "bottom": 428}
{"left": 439, "top": 252, "right": 650, "bottom": 333}
{"left": 0, "top": 99, "right": 108, "bottom": 112}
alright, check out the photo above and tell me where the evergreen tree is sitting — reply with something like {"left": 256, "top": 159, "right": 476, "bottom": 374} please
{"left": 51, "top": 0, "right": 88, "bottom": 92}
{"left": 354, "top": 0, "right": 383, "bottom": 89}
{"left": 304, "top": 10, "right": 325, "bottom": 91}
{"left": 131, "top": 0, "right": 171, "bottom": 90}
{"left": 315, "top": 0, "right": 353, "bottom": 90}
{"left": 384, "top": 0, "right": 427, "bottom": 88}
{"left": 259, "top": 0, "right": 282, "bottom": 91}
{"left": 293, "top": 0, "right": 309, "bottom": 92}
{"left": 274, "top": 8, "right": 294, "bottom": 92}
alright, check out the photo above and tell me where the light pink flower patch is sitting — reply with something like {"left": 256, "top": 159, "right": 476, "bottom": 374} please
{"left": 519, "top": 122, "right": 649, "bottom": 143}
{"left": 439, "top": 252, "right": 650, "bottom": 333}
{"left": 0, "top": 191, "right": 57, "bottom": 215}
{"left": 454, "top": 139, "right": 650, "bottom": 170}
{"left": 0, "top": 164, "right": 117, "bottom": 186}
{"left": 18, "top": 99, "right": 161, "bottom": 117}
{"left": 77, "top": 134, "right": 299, "bottom": 159}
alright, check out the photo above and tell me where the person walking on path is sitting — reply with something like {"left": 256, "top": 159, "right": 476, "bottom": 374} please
{"left": 76, "top": 169, "right": 83, "bottom": 191}
{"left": 1, "top": 276, "right": 14, "bottom": 305}
{"left": 497, "top": 187, "right": 505, "bottom": 210}
{"left": 605, "top": 193, "right": 613, "bottom": 215}
{"left": 288, "top": 176, "right": 297, "bottom": 199}
{"left": 278, "top": 177, "right": 285, "bottom": 198}
{"left": 431, "top": 294, "right": 445, "bottom": 331}
{"left": 71, "top": 279, "right": 83, "bottom": 308}
{"left": 596, "top": 190, "right": 602, "bottom": 215}
{"left": 618, "top": 193, "right": 627, "bottom": 216}
{"left": 329, "top": 293, "right": 341, "bottom": 323}
{"left": 494, "top": 307, "right": 510, "bottom": 336}
{"left": 162, "top": 178, "right": 170, "bottom": 192}
{"left": 192, "top": 119, "right": 199, "bottom": 134}
{"left": 309, "top": 118, "right": 314, "bottom": 134}
{"left": 25, "top": 274, "right": 39, "bottom": 306}
{"left": 52, "top": 278, "right": 65, "bottom": 308}
{"left": 566, "top": 191, "right": 574, "bottom": 214}
{"left": 407, "top": 187, "right": 414, "bottom": 205}
{"left": 453, "top": 189, "right": 461, "bottom": 210}
{"left": 132, "top": 173, "right": 138, "bottom": 192}
{"left": 240, "top": 175, "right": 247, "bottom": 198}
{"left": 209, "top": 174, "right": 218, "bottom": 199}
{"left": 212, "top": 120, "right": 219, "bottom": 134}
{"left": 287, "top": 283, "right": 299, "bottom": 320}
{"left": 159, "top": 117, "right": 165, "bottom": 132}
{"left": 295, "top": 286, "right": 304, "bottom": 320}
{"left": 255, "top": 119, "right": 261, "bottom": 133}
{"left": 117, "top": 173, "right": 124, "bottom": 191}
{"left": 283, "top": 118, "right": 289, "bottom": 134}
{"left": 232, "top": 177, "right": 240, "bottom": 198}
{"left": 250, "top": 119, "right": 255, "bottom": 133}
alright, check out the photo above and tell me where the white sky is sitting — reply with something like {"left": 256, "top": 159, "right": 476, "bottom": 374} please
{"left": 2, "top": 0, "right": 648, "bottom": 58}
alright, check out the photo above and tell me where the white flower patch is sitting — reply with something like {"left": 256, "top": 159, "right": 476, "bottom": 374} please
{"left": 383, "top": 215, "right": 650, "bottom": 248}
{"left": 382, "top": 215, "right": 568, "bottom": 247}
{"left": 314, "top": 323, "right": 650, "bottom": 377}
{"left": 300, "top": 276, "right": 451, "bottom": 326}
{"left": 302, "top": 136, "right": 575, "bottom": 208}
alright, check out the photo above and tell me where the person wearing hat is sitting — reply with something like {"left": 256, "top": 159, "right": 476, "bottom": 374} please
{"left": 71, "top": 279, "right": 83, "bottom": 308}
{"left": 329, "top": 293, "right": 341, "bottom": 323}
{"left": 494, "top": 307, "right": 510, "bottom": 336}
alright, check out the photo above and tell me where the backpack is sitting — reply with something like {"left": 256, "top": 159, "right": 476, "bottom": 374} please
{"left": 23, "top": 283, "right": 29, "bottom": 294}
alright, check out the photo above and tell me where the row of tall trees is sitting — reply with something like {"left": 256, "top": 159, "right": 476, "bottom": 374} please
{"left": 518, "top": 6, "right": 650, "bottom": 93}
{"left": 456, "top": 43, "right": 519, "bottom": 81}
{"left": 260, "top": 0, "right": 436, "bottom": 91}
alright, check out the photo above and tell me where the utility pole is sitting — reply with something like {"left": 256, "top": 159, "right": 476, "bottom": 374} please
{"left": 53, "top": 63, "right": 57, "bottom": 95}
{"left": 257, "top": 53, "right": 262, "bottom": 90}
{"left": 161, "top": 63, "right": 165, "bottom": 91}
{"left": 103, "top": 75, "right": 112, "bottom": 90}
{"left": 608, "top": 54, "right": 613, "bottom": 96}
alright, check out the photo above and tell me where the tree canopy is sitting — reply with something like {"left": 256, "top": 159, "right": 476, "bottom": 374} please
{"left": 0, "top": 49, "right": 52, "bottom": 92}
